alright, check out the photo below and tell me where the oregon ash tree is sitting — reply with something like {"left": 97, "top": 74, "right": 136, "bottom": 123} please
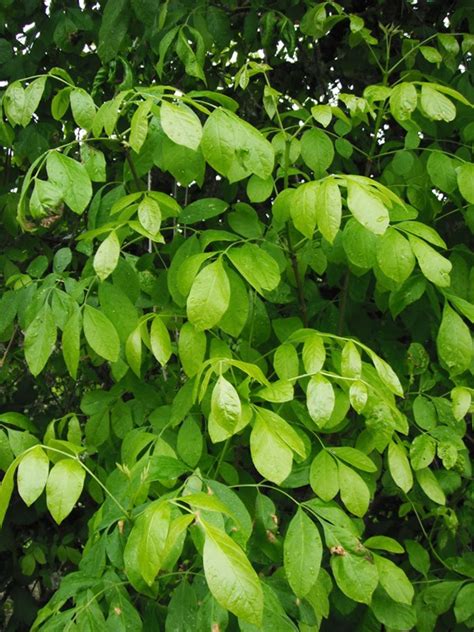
{"left": 0, "top": 0, "right": 473, "bottom": 630}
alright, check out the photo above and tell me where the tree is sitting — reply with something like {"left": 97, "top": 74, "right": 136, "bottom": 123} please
{"left": 0, "top": 0, "right": 473, "bottom": 629}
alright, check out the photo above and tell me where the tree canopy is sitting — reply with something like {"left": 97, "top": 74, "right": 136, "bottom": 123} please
{"left": 0, "top": 1, "right": 473, "bottom": 630}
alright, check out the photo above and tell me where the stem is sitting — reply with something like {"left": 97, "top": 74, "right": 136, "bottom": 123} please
{"left": 0, "top": 326, "right": 18, "bottom": 368}
{"left": 213, "top": 438, "right": 230, "bottom": 478}
{"left": 337, "top": 272, "right": 349, "bottom": 336}
{"left": 126, "top": 152, "right": 142, "bottom": 190}
{"left": 287, "top": 225, "right": 309, "bottom": 328}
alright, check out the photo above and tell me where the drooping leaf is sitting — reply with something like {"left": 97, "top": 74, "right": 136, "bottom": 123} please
{"left": 284, "top": 508, "right": 322, "bottom": 598}
{"left": 202, "top": 520, "right": 263, "bottom": 626}
{"left": 302, "top": 332, "right": 326, "bottom": 374}
{"left": 187, "top": 259, "right": 230, "bottom": 330}
{"left": 24, "top": 304, "right": 57, "bottom": 377}
{"left": 46, "top": 152, "right": 92, "bottom": 215}
{"left": 150, "top": 316, "right": 172, "bottom": 365}
{"left": 436, "top": 303, "right": 472, "bottom": 376}
{"left": 93, "top": 231, "right": 120, "bottom": 281}
{"left": 17, "top": 446, "right": 49, "bottom": 507}
{"left": 330, "top": 550, "right": 378, "bottom": 604}
{"left": 46, "top": 458, "right": 86, "bottom": 524}
{"left": 315, "top": 177, "right": 341, "bottom": 243}
{"left": 306, "top": 374, "right": 335, "bottom": 426}
{"left": 138, "top": 501, "right": 171, "bottom": 585}
{"left": 346, "top": 180, "right": 389, "bottom": 235}
{"left": 374, "top": 555, "right": 414, "bottom": 605}
{"left": 160, "top": 100, "right": 202, "bottom": 151}
{"left": 227, "top": 244, "right": 280, "bottom": 294}
{"left": 338, "top": 461, "right": 370, "bottom": 517}
{"left": 310, "top": 450, "right": 339, "bottom": 501}
{"left": 388, "top": 441, "right": 413, "bottom": 492}
{"left": 83, "top": 305, "right": 120, "bottom": 362}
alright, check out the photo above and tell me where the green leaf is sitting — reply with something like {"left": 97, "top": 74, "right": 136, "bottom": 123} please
{"left": 413, "top": 395, "right": 437, "bottom": 430}
{"left": 83, "top": 305, "right": 120, "bottom": 362}
{"left": 376, "top": 228, "right": 415, "bottom": 283}
{"left": 187, "top": 259, "right": 230, "bottom": 330}
{"left": 364, "top": 536, "right": 404, "bottom": 554}
{"left": 331, "top": 550, "right": 378, "bottom": 604}
{"left": 178, "top": 322, "right": 206, "bottom": 377}
{"left": 138, "top": 501, "right": 171, "bottom": 585}
{"left": 126, "top": 326, "right": 142, "bottom": 377}
{"left": 341, "top": 340, "right": 361, "bottom": 378}
{"left": 46, "top": 152, "right": 92, "bottom": 215}
{"left": 371, "top": 586, "right": 417, "bottom": 630}
{"left": 70, "top": 88, "right": 96, "bottom": 131}
{"left": 23, "top": 76, "right": 47, "bottom": 126}
{"left": 300, "top": 129, "right": 334, "bottom": 176}
{"left": 311, "top": 104, "right": 332, "bottom": 127}
{"left": 202, "top": 520, "right": 263, "bottom": 626}
{"left": 405, "top": 539, "right": 430, "bottom": 576}
{"left": 332, "top": 447, "right": 377, "bottom": 472}
{"left": 420, "top": 85, "right": 456, "bottom": 121}
{"left": 369, "top": 352, "right": 404, "bottom": 397}
{"left": 150, "top": 316, "right": 172, "bottom": 365}
{"left": 160, "top": 100, "right": 202, "bottom": 151}
{"left": 219, "top": 268, "right": 249, "bottom": 338}
{"left": 302, "top": 332, "right": 326, "bottom": 374}
{"left": 177, "top": 418, "right": 203, "bottom": 467}
{"left": 211, "top": 376, "right": 242, "bottom": 435}
{"left": 416, "top": 468, "right": 446, "bottom": 505}
{"left": 46, "top": 458, "right": 85, "bottom": 524}
{"left": 346, "top": 180, "right": 389, "bottom": 235}
{"left": 165, "top": 580, "right": 199, "bottom": 631}
{"left": 437, "top": 303, "right": 472, "bottom": 376}
{"left": 180, "top": 198, "right": 228, "bottom": 224}
{"left": 62, "top": 306, "right": 81, "bottom": 379}
{"left": 420, "top": 45, "right": 442, "bottom": 63}
{"left": 201, "top": 108, "right": 274, "bottom": 182}
{"left": 410, "top": 435, "right": 436, "bottom": 470}
{"left": 129, "top": 99, "right": 151, "bottom": 153}
{"left": 0, "top": 456, "right": 22, "bottom": 527}
{"left": 457, "top": 163, "right": 474, "bottom": 203}
{"left": 307, "top": 374, "right": 335, "bottom": 426}
{"left": 396, "top": 221, "right": 446, "bottom": 248}
{"left": 454, "top": 583, "right": 474, "bottom": 623}
{"left": 81, "top": 144, "right": 106, "bottom": 182}
{"left": 342, "top": 218, "right": 378, "bottom": 270}
{"left": 388, "top": 441, "right": 413, "bottom": 492}
{"left": 98, "top": 0, "right": 130, "bottom": 63}
{"left": 3, "top": 82, "right": 26, "bottom": 126}
{"left": 374, "top": 555, "right": 414, "bottom": 604}
{"left": 349, "top": 380, "right": 368, "bottom": 413}
{"left": 290, "top": 181, "right": 319, "bottom": 239}
{"left": 284, "top": 508, "right": 322, "bottom": 598}
{"left": 24, "top": 304, "right": 57, "bottom": 377}
{"left": 93, "top": 231, "right": 120, "bottom": 281}
{"left": 338, "top": 461, "right": 370, "bottom": 517}
{"left": 250, "top": 410, "right": 295, "bottom": 484}
{"left": 274, "top": 343, "right": 299, "bottom": 380}
{"left": 246, "top": 175, "right": 273, "bottom": 203}
{"left": 426, "top": 152, "right": 458, "bottom": 194}
{"left": 227, "top": 244, "right": 280, "bottom": 294}
{"left": 389, "top": 82, "right": 417, "bottom": 121}
{"left": 451, "top": 386, "right": 472, "bottom": 421}
{"left": 316, "top": 177, "right": 342, "bottom": 244}
{"left": 138, "top": 196, "right": 161, "bottom": 236}
{"left": 17, "top": 446, "right": 49, "bottom": 507}
{"left": 310, "top": 450, "right": 339, "bottom": 501}
{"left": 256, "top": 380, "right": 293, "bottom": 403}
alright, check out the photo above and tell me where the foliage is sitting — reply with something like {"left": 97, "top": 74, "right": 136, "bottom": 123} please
{"left": 0, "top": 0, "right": 473, "bottom": 630}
